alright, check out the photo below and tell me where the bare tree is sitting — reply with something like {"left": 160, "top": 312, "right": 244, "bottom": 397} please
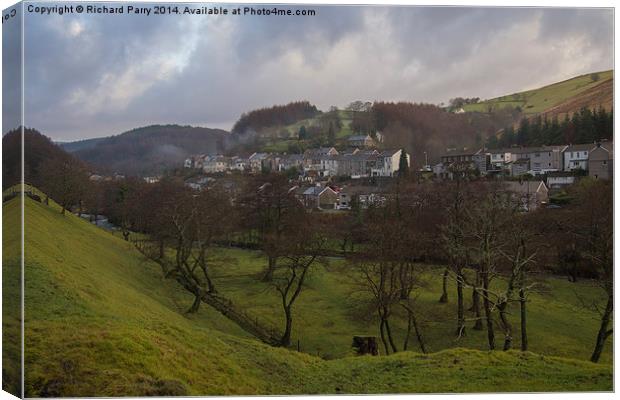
{"left": 464, "top": 188, "right": 513, "bottom": 350}
{"left": 40, "top": 155, "right": 90, "bottom": 215}
{"left": 238, "top": 174, "right": 301, "bottom": 281}
{"left": 271, "top": 220, "right": 327, "bottom": 347}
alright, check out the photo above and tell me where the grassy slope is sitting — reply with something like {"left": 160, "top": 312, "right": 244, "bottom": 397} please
{"left": 211, "top": 248, "right": 612, "bottom": 363}
{"left": 463, "top": 70, "right": 613, "bottom": 115}
{"left": 3, "top": 196, "right": 612, "bottom": 396}
{"left": 258, "top": 110, "right": 356, "bottom": 152}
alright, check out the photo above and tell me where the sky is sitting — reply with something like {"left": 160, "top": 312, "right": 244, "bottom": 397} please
{"left": 3, "top": 4, "right": 614, "bottom": 141}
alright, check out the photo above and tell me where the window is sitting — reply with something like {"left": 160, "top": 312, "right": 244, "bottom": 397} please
{"left": 603, "top": 160, "right": 607, "bottom": 165}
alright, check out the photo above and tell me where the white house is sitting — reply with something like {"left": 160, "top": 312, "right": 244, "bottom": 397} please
{"left": 372, "top": 149, "right": 409, "bottom": 177}
{"left": 563, "top": 143, "right": 593, "bottom": 172}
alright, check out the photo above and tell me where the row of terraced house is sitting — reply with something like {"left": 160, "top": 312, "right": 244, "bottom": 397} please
{"left": 435, "top": 141, "right": 613, "bottom": 181}
{"left": 184, "top": 146, "right": 410, "bottom": 179}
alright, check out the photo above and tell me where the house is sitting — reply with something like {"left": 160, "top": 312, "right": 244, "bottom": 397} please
{"left": 278, "top": 154, "right": 304, "bottom": 172}
{"left": 509, "top": 158, "right": 530, "bottom": 176}
{"left": 372, "top": 149, "right": 409, "bottom": 177}
{"left": 231, "top": 156, "right": 248, "bottom": 171}
{"left": 488, "top": 148, "right": 516, "bottom": 171}
{"left": 302, "top": 185, "right": 339, "bottom": 209}
{"left": 304, "top": 147, "right": 339, "bottom": 171}
{"left": 563, "top": 143, "right": 592, "bottom": 172}
{"left": 248, "top": 152, "right": 269, "bottom": 172}
{"left": 319, "top": 155, "right": 340, "bottom": 177}
{"left": 546, "top": 171, "right": 578, "bottom": 190}
{"left": 441, "top": 148, "right": 488, "bottom": 175}
{"left": 589, "top": 142, "right": 613, "bottom": 180}
{"left": 347, "top": 134, "right": 375, "bottom": 148}
{"left": 203, "top": 155, "right": 228, "bottom": 173}
{"left": 337, "top": 185, "right": 387, "bottom": 209}
{"left": 510, "top": 145, "right": 567, "bottom": 175}
{"left": 347, "top": 150, "right": 380, "bottom": 178}
{"left": 504, "top": 181, "right": 549, "bottom": 211}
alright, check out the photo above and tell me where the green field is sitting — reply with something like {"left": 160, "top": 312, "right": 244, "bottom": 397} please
{"left": 2, "top": 195, "right": 613, "bottom": 396}
{"left": 463, "top": 70, "right": 613, "bottom": 115}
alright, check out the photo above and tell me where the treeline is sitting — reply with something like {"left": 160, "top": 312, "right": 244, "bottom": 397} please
{"left": 3, "top": 128, "right": 88, "bottom": 190}
{"left": 232, "top": 101, "right": 320, "bottom": 135}
{"left": 488, "top": 107, "right": 613, "bottom": 149}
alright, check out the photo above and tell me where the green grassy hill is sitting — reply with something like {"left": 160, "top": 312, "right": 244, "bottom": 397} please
{"left": 257, "top": 110, "right": 357, "bottom": 152}
{"left": 2, "top": 195, "right": 612, "bottom": 396}
{"left": 463, "top": 70, "right": 613, "bottom": 116}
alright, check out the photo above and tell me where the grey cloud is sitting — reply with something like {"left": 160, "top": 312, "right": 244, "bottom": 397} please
{"left": 9, "top": 4, "right": 613, "bottom": 141}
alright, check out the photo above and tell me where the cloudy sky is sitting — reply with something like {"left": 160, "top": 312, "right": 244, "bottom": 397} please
{"left": 4, "top": 4, "right": 614, "bottom": 141}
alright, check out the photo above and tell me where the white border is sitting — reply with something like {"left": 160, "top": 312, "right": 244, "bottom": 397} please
{"left": 0, "top": 1, "right": 616, "bottom": 400}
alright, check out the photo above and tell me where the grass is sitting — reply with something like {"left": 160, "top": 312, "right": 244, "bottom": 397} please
{"left": 3, "top": 195, "right": 613, "bottom": 395}
{"left": 463, "top": 70, "right": 613, "bottom": 115}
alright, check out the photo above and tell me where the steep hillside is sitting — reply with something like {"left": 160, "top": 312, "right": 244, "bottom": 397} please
{"left": 63, "top": 125, "right": 228, "bottom": 176}
{"left": 2, "top": 195, "right": 612, "bottom": 396}
{"left": 463, "top": 70, "right": 613, "bottom": 116}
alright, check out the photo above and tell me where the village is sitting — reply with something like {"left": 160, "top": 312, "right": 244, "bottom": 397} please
{"left": 177, "top": 133, "right": 613, "bottom": 213}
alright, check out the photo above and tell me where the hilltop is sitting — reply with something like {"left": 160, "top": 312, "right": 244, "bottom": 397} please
{"left": 2, "top": 193, "right": 612, "bottom": 396}
{"left": 463, "top": 70, "right": 613, "bottom": 117}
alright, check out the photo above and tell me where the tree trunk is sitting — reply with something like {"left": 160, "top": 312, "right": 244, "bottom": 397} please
{"left": 482, "top": 271, "right": 495, "bottom": 350}
{"left": 472, "top": 271, "right": 484, "bottom": 330}
{"left": 411, "top": 311, "right": 427, "bottom": 354}
{"left": 519, "top": 288, "right": 528, "bottom": 351}
{"left": 497, "top": 301, "right": 512, "bottom": 351}
{"left": 187, "top": 294, "right": 201, "bottom": 313}
{"left": 280, "top": 306, "right": 293, "bottom": 347}
{"left": 384, "top": 318, "right": 398, "bottom": 354}
{"left": 262, "top": 255, "right": 277, "bottom": 282}
{"left": 379, "top": 319, "right": 390, "bottom": 355}
{"left": 456, "top": 272, "right": 465, "bottom": 337}
{"left": 590, "top": 293, "right": 613, "bottom": 363}
{"left": 439, "top": 268, "right": 449, "bottom": 303}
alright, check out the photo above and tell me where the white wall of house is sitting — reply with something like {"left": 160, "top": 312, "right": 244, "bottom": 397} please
{"left": 564, "top": 150, "right": 589, "bottom": 171}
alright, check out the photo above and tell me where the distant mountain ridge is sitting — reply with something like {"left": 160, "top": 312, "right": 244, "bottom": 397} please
{"left": 62, "top": 124, "right": 228, "bottom": 176}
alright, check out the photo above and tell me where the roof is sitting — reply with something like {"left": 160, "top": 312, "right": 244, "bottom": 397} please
{"left": 304, "top": 147, "right": 338, "bottom": 157}
{"left": 303, "top": 186, "right": 336, "bottom": 196}
{"left": 442, "top": 149, "right": 480, "bottom": 157}
{"left": 565, "top": 143, "right": 596, "bottom": 152}
{"left": 504, "top": 181, "right": 547, "bottom": 194}
{"left": 380, "top": 149, "right": 402, "bottom": 157}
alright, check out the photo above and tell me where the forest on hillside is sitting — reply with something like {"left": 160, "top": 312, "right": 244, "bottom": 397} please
{"left": 489, "top": 107, "right": 613, "bottom": 149}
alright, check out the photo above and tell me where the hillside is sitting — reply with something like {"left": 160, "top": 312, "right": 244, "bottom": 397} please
{"left": 463, "top": 70, "right": 613, "bottom": 117}
{"left": 63, "top": 125, "right": 228, "bottom": 176}
{"left": 2, "top": 194, "right": 612, "bottom": 396}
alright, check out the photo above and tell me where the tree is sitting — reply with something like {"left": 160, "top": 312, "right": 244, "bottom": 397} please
{"left": 464, "top": 186, "right": 514, "bottom": 350}
{"left": 398, "top": 149, "right": 410, "bottom": 177}
{"left": 40, "top": 155, "right": 90, "bottom": 215}
{"left": 271, "top": 219, "right": 327, "bottom": 347}
{"left": 348, "top": 186, "right": 431, "bottom": 355}
{"left": 564, "top": 179, "right": 613, "bottom": 362}
{"left": 237, "top": 174, "right": 303, "bottom": 282}
{"left": 298, "top": 125, "right": 307, "bottom": 140}
{"left": 327, "top": 122, "right": 336, "bottom": 146}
